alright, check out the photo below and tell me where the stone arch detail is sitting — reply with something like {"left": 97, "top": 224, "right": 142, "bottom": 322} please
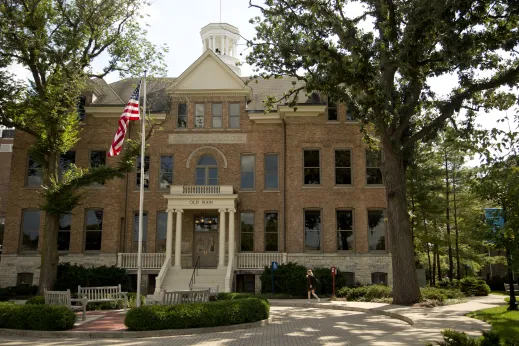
{"left": 186, "top": 146, "right": 228, "bottom": 168}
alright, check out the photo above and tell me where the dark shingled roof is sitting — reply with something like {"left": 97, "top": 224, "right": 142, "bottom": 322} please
{"left": 91, "top": 76, "right": 317, "bottom": 113}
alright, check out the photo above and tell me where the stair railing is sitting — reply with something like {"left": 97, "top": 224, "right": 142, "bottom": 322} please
{"left": 189, "top": 256, "right": 201, "bottom": 290}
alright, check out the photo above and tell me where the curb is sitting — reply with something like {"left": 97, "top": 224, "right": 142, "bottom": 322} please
{"left": 268, "top": 301, "right": 414, "bottom": 325}
{"left": 0, "top": 317, "right": 272, "bottom": 339}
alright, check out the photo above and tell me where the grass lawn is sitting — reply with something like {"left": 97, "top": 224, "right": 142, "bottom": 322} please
{"left": 491, "top": 290, "right": 508, "bottom": 296}
{"left": 467, "top": 305, "right": 519, "bottom": 341}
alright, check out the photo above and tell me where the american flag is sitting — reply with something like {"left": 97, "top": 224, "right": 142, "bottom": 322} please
{"left": 108, "top": 82, "right": 141, "bottom": 157}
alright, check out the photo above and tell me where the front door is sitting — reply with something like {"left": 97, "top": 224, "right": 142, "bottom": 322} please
{"left": 194, "top": 233, "right": 218, "bottom": 268}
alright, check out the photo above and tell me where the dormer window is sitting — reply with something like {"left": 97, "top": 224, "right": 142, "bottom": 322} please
{"left": 327, "top": 98, "right": 338, "bottom": 121}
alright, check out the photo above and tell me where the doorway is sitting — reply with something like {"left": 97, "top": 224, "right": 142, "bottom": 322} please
{"left": 193, "top": 214, "right": 219, "bottom": 268}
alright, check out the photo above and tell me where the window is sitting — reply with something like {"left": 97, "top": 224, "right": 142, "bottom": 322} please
{"left": 335, "top": 150, "right": 352, "bottom": 185}
{"left": 90, "top": 151, "right": 106, "bottom": 167}
{"left": 327, "top": 98, "right": 338, "bottom": 121}
{"left": 346, "top": 102, "right": 356, "bottom": 121}
{"left": 229, "top": 103, "right": 240, "bottom": 128}
{"left": 17, "top": 273, "right": 33, "bottom": 285}
{"left": 337, "top": 210, "right": 354, "bottom": 251}
{"left": 177, "top": 103, "right": 187, "bottom": 128}
{"left": 265, "top": 154, "right": 279, "bottom": 190}
{"left": 343, "top": 272, "right": 356, "bottom": 287}
{"left": 195, "top": 155, "right": 218, "bottom": 185}
{"left": 195, "top": 103, "right": 205, "bottom": 128}
{"left": 58, "top": 214, "right": 71, "bottom": 251}
{"left": 132, "top": 212, "right": 148, "bottom": 252}
{"left": 59, "top": 151, "right": 76, "bottom": 180}
{"left": 136, "top": 155, "right": 150, "bottom": 189}
{"left": 156, "top": 212, "right": 167, "bottom": 252}
{"left": 240, "top": 155, "right": 255, "bottom": 190}
{"left": 265, "top": 212, "right": 278, "bottom": 251}
{"left": 77, "top": 96, "right": 86, "bottom": 121}
{"left": 212, "top": 103, "right": 222, "bottom": 128}
{"left": 368, "top": 210, "right": 386, "bottom": 251}
{"left": 372, "top": 272, "right": 388, "bottom": 285}
{"left": 159, "top": 156, "right": 173, "bottom": 189}
{"left": 1, "top": 128, "right": 14, "bottom": 139}
{"left": 85, "top": 209, "right": 103, "bottom": 251}
{"left": 26, "top": 156, "right": 42, "bottom": 187}
{"left": 304, "top": 210, "right": 321, "bottom": 251}
{"left": 303, "top": 150, "right": 320, "bottom": 185}
{"left": 21, "top": 210, "right": 40, "bottom": 252}
{"left": 240, "top": 212, "right": 254, "bottom": 252}
{"left": 366, "top": 150, "right": 383, "bottom": 185}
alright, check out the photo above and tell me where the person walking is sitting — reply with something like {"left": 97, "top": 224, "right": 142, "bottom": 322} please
{"left": 306, "top": 269, "right": 320, "bottom": 303}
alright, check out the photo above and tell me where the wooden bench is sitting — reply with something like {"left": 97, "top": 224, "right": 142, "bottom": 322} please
{"left": 191, "top": 285, "right": 219, "bottom": 298}
{"left": 78, "top": 284, "right": 128, "bottom": 310}
{"left": 160, "top": 289, "right": 210, "bottom": 305}
{"left": 504, "top": 283, "right": 519, "bottom": 293}
{"left": 44, "top": 288, "right": 87, "bottom": 321}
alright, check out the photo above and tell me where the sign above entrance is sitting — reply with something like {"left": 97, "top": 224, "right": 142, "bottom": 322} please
{"left": 169, "top": 133, "right": 247, "bottom": 144}
{"left": 189, "top": 200, "right": 215, "bottom": 205}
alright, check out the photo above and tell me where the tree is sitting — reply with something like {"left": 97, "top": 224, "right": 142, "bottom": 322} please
{"left": 0, "top": 0, "right": 167, "bottom": 291}
{"left": 246, "top": 0, "right": 519, "bottom": 304}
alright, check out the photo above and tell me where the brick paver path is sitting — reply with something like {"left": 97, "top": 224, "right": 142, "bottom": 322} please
{"left": 0, "top": 306, "right": 409, "bottom": 346}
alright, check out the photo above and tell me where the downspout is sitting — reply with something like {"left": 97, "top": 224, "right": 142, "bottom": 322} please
{"left": 282, "top": 118, "right": 287, "bottom": 253}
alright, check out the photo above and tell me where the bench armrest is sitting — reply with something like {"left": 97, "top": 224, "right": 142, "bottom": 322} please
{"left": 71, "top": 297, "right": 88, "bottom": 305}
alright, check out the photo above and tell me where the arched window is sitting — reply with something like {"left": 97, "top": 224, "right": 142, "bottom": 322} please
{"left": 196, "top": 156, "right": 218, "bottom": 185}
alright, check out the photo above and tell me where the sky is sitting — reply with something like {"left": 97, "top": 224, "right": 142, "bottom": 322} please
{"left": 7, "top": 0, "right": 517, "bottom": 164}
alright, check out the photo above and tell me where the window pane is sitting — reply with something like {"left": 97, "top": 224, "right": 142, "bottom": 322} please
{"left": 195, "top": 103, "right": 204, "bottom": 128}
{"left": 59, "top": 214, "right": 71, "bottom": 231}
{"left": 265, "top": 233, "right": 278, "bottom": 252}
{"left": 304, "top": 168, "right": 320, "bottom": 184}
{"left": 230, "top": 116, "right": 240, "bottom": 128}
{"left": 304, "top": 210, "right": 321, "bottom": 251}
{"left": 229, "top": 103, "right": 240, "bottom": 116}
{"left": 336, "top": 168, "right": 352, "bottom": 185}
{"left": 160, "top": 156, "right": 173, "bottom": 189}
{"left": 240, "top": 212, "right": 254, "bottom": 252}
{"left": 85, "top": 231, "right": 102, "bottom": 251}
{"left": 241, "top": 155, "right": 255, "bottom": 189}
{"left": 209, "top": 168, "right": 218, "bottom": 179}
{"left": 366, "top": 150, "right": 381, "bottom": 167}
{"left": 335, "top": 150, "right": 351, "bottom": 167}
{"left": 328, "top": 99, "right": 338, "bottom": 121}
{"left": 212, "top": 117, "right": 222, "bottom": 128}
{"left": 198, "top": 156, "right": 217, "bottom": 165}
{"left": 156, "top": 212, "right": 167, "bottom": 252}
{"left": 265, "top": 172, "right": 278, "bottom": 189}
{"left": 229, "top": 103, "right": 240, "bottom": 128}
{"left": 337, "top": 210, "right": 354, "bottom": 251}
{"left": 366, "top": 168, "right": 383, "bottom": 185}
{"left": 265, "top": 155, "right": 278, "bottom": 189}
{"left": 57, "top": 231, "right": 70, "bottom": 251}
{"left": 22, "top": 210, "right": 40, "bottom": 251}
{"left": 136, "top": 156, "right": 150, "bottom": 189}
{"left": 27, "top": 156, "right": 42, "bottom": 186}
{"left": 90, "top": 151, "right": 106, "bottom": 167}
{"left": 265, "top": 212, "right": 278, "bottom": 252}
{"left": 196, "top": 168, "right": 205, "bottom": 180}
{"left": 133, "top": 212, "right": 148, "bottom": 252}
{"left": 304, "top": 150, "right": 320, "bottom": 167}
{"left": 178, "top": 103, "right": 187, "bottom": 115}
{"left": 208, "top": 178, "right": 218, "bottom": 186}
{"left": 368, "top": 210, "right": 386, "bottom": 251}
{"left": 212, "top": 104, "right": 222, "bottom": 128}
{"left": 85, "top": 210, "right": 103, "bottom": 230}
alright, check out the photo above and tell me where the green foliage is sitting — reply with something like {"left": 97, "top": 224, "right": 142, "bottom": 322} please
{"left": 0, "top": 285, "right": 39, "bottom": 301}
{"left": 421, "top": 287, "right": 465, "bottom": 302}
{"left": 54, "top": 263, "right": 130, "bottom": 292}
{"left": 25, "top": 296, "right": 45, "bottom": 305}
{"left": 460, "top": 277, "right": 491, "bottom": 297}
{"left": 85, "top": 292, "right": 145, "bottom": 310}
{"left": 336, "top": 284, "right": 392, "bottom": 301}
{"left": 427, "top": 329, "right": 518, "bottom": 346}
{"left": 124, "top": 298, "right": 269, "bottom": 331}
{"left": 468, "top": 305, "right": 519, "bottom": 342}
{"left": 0, "top": 302, "right": 75, "bottom": 330}
{"left": 260, "top": 262, "right": 307, "bottom": 296}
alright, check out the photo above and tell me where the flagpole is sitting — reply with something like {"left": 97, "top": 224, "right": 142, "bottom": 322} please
{"left": 136, "top": 71, "right": 147, "bottom": 307}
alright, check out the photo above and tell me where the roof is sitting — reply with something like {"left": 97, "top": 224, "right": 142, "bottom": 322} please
{"left": 90, "top": 76, "right": 320, "bottom": 113}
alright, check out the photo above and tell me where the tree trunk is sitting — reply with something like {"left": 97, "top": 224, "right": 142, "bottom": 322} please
{"left": 452, "top": 163, "right": 461, "bottom": 280}
{"left": 38, "top": 152, "right": 60, "bottom": 293}
{"left": 432, "top": 244, "right": 437, "bottom": 286}
{"left": 422, "top": 206, "right": 432, "bottom": 285}
{"left": 381, "top": 142, "right": 421, "bottom": 305}
{"left": 444, "top": 149, "right": 454, "bottom": 281}
{"left": 437, "top": 246, "right": 442, "bottom": 282}
{"left": 506, "top": 246, "right": 518, "bottom": 310}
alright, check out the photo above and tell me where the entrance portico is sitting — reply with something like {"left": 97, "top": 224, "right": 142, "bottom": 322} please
{"left": 164, "top": 185, "right": 238, "bottom": 270}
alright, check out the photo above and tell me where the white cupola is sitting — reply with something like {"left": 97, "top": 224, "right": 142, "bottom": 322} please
{"left": 200, "top": 23, "right": 241, "bottom": 76}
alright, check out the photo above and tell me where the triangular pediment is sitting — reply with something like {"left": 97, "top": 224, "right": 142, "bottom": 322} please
{"left": 170, "top": 50, "right": 251, "bottom": 97}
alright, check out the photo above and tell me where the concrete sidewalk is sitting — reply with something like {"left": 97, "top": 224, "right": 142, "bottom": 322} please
{"left": 270, "top": 294, "right": 506, "bottom": 346}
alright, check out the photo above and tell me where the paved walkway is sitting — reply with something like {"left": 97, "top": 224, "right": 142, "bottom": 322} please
{"left": 0, "top": 294, "right": 506, "bottom": 346}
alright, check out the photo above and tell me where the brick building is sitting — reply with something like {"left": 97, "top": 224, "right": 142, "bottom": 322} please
{"left": 0, "top": 125, "right": 15, "bottom": 255}
{"left": 0, "top": 23, "right": 390, "bottom": 294}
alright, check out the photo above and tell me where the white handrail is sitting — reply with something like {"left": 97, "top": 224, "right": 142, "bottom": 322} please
{"left": 118, "top": 253, "right": 165, "bottom": 269}
{"left": 236, "top": 253, "right": 286, "bottom": 269}
{"left": 155, "top": 257, "right": 171, "bottom": 294}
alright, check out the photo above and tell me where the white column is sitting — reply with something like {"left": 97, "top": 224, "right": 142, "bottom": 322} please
{"left": 228, "top": 208, "right": 236, "bottom": 264}
{"left": 166, "top": 209, "right": 174, "bottom": 261}
{"left": 211, "top": 36, "right": 216, "bottom": 53}
{"left": 174, "top": 209, "right": 183, "bottom": 269}
{"left": 202, "top": 40, "right": 206, "bottom": 52}
{"left": 218, "top": 208, "right": 227, "bottom": 268}
{"left": 232, "top": 39, "right": 236, "bottom": 57}
{"left": 224, "top": 36, "right": 228, "bottom": 54}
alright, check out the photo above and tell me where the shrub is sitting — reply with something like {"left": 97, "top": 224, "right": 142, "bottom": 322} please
{"left": 311, "top": 267, "right": 347, "bottom": 295}
{"left": 25, "top": 296, "right": 45, "bottom": 305}
{"left": 0, "top": 302, "right": 75, "bottom": 330}
{"left": 217, "top": 292, "right": 257, "bottom": 300}
{"left": 485, "top": 276, "right": 508, "bottom": 291}
{"left": 85, "top": 292, "right": 145, "bottom": 310}
{"left": 125, "top": 298, "right": 269, "bottom": 331}
{"left": 336, "top": 284, "right": 390, "bottom": 301}
{"left": 436, "top": 278, "right": 461, "bottom": 289}
{"left": 420, "top": 287, "right": 465, "bottom": 302}
{"left": 460, "top": 277, "right": 491, "bottom": 297}
{"left": 55, "top": 263, "right": 130, "bottom": 292}
{"left": 426, "top": 329, "right": 516, "bottom": 346}
{"left": 260, "top": 262, "right": 307, "bottom": 296}
{"left": 0, "top": 285, "right": 39, "bottom": 300}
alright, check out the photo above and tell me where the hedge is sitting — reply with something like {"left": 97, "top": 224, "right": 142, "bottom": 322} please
{"left": 260, "top": 262, "right": 347, "bottom": 296}
{"left": 459, "top": 277, "right": 491, "bottom": 297}
{"left": 125, "top": 298, "right": 269, "bottom": 331}
{"left": 55, "top": 263, "right": 130, "bottom": 292}
{"left": 337, "top": 284, "right": 392, "bottom": 301}
{"left": 420, "top": 287, "right": 465, "bottom": 302}
{"left": 0, "top": 285, "right": 39, "bottom": 301}
{"left": 25, "top": 296, "right": 45, "bottom": 305}
{"left": 0, "top": 302, "right": 76, "bottom": 330}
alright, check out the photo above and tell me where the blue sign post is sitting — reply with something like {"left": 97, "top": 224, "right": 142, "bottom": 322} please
{"left": 484, "top": 208, "right": 504, "bottom": 230}
{"left": 271, "top": 261, "right": 278, "bottom": 294}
